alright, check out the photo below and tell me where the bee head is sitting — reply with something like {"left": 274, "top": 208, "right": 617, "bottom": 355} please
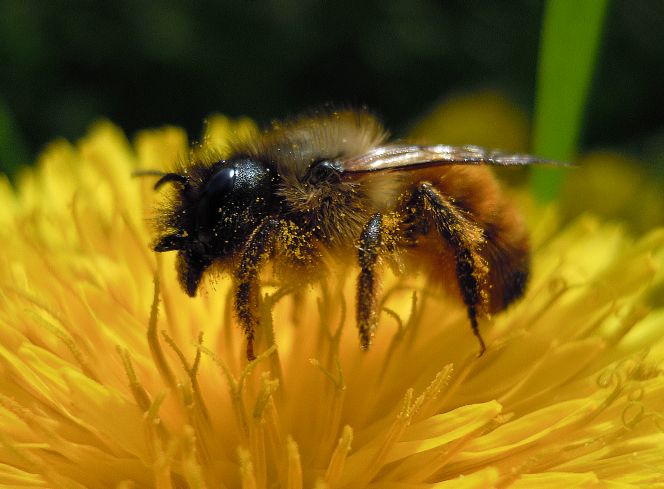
{"left": 153, "top": 158, "right": 274, "bottom": 296}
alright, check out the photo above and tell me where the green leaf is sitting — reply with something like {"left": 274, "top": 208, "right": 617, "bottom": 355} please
{"left": 531, "top": 0, "right": 609, "bottom": 201}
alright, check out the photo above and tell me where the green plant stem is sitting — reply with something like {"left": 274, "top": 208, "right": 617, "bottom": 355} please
{"left": 531, "top": 0, "right": 609, "bottom": 201}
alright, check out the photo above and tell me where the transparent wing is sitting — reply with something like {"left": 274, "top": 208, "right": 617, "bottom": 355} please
{"left": 339, "top": 144, "right": 560, "bottom": 174}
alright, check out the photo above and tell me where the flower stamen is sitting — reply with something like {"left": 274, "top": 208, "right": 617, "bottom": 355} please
{"left": 147, "top": 275, "right": 176, "bottom": 389}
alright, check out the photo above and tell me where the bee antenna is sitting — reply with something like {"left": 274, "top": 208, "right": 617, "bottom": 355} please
{"left": 132, "top": 169, "right": 163, "bottom": 176}
{"left": 153, "top": 173, "right": 189, "bottom": 191}
{"left": 132, "top": 169, "right": 190, "bottom": 191}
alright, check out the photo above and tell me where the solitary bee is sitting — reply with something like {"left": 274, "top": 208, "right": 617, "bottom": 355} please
{"left": 145, "top": 108, "right": 540, "bottom": 360}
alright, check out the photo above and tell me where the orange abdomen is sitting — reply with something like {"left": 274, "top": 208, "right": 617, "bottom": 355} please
{"left": 405, "top": 165, "right": 530, "bottom": 312}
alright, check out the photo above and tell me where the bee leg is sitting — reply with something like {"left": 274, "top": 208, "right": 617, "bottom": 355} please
{"left": 236, "top": 218, "right": 282, "bottom": 361}
{"left": 413, "top": 183, "right": 489, "bottom": 355}
{"left": 357, "top": 213, "right": 385, "bottom": 350}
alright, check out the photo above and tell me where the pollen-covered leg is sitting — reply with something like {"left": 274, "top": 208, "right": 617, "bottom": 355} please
{"left": 236, "top": 218, "right": 282, "bottom": 360}
{"left": 412, "top": 183, "right": 489, "bottom": 355}
{"left": 356, "top": 213, "right": 389, "bottom": 350}
{"left": 235, "top": 218, "right": 316, "bottom": 360}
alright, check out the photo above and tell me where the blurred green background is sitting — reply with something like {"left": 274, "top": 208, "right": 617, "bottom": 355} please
{"left": 1, "top": 0, "right": 663, "bottom": 184}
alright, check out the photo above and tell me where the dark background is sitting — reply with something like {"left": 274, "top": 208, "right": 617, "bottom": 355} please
{"left": 1, "top": 0, "right": 663, "bottom": 176}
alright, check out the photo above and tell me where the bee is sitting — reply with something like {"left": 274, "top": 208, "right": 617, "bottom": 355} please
{"left": 145, "top": 108, "right": 542, "bottom": 360}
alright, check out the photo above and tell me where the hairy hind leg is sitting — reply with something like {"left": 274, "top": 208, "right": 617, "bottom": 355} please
{"left": 410, "top": 183, "right": 489, "bottom": 355}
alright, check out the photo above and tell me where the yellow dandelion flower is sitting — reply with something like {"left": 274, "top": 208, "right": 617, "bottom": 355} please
{"left": 1, "top": 117, "right": 663, "bottom": 489}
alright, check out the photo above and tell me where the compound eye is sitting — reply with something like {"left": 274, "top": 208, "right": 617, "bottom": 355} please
{"left": 206, "top": 167, "right": 236, "bottom": 197}
{"left": 308, "top": 160, "right": 341, "bottom": 184}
